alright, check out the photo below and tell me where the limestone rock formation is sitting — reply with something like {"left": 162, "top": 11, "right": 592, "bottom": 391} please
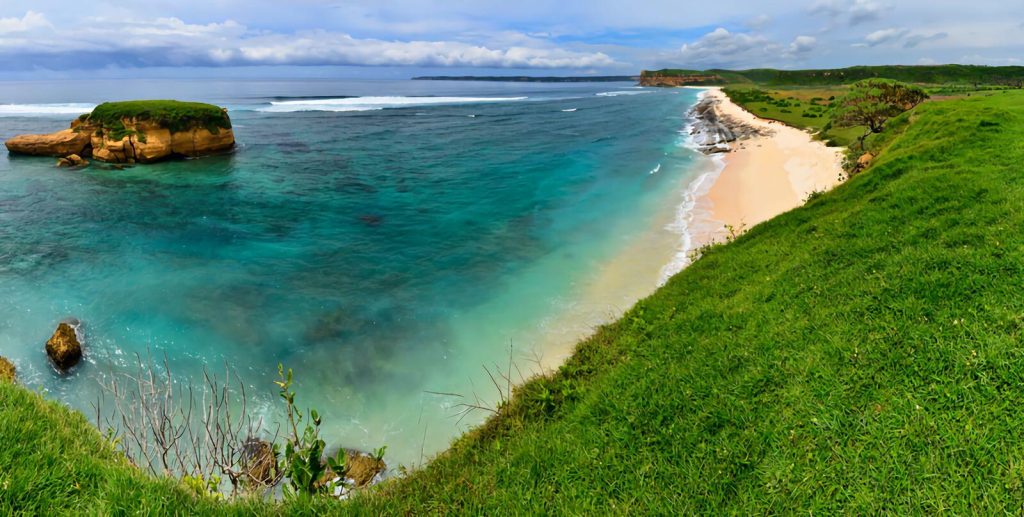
{"left": 56, "top": 154, "right": 89, "bottom": 168}
{"left": 0, "top": 356, "right": 15, "bottom": 383}
{"left": 45, "top": 321, "right": 83, "bottom": 372}
{"left": 5, "top": 100, "right": 235, "bottom": 165}
{"left": 5, "top": 128, "right": 92, "bottom": 157}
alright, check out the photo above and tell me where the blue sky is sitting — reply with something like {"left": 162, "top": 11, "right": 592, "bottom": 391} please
{"left": 0, "top": 1, "right": 1021, "bottom": 78}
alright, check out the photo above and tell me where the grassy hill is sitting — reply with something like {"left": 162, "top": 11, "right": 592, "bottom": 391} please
{"left": 4, "top": 90, "right": 1024, "bottom": 513}
{"left": 643, "top": 64, "right": 1024, "bottom": 87}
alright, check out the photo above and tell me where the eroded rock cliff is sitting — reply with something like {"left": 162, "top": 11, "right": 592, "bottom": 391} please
{"left": 5, "top": 100, "right": 235, "bottom": 164}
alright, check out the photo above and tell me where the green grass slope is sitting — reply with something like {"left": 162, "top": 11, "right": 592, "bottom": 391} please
{"left": 342, "top": 90, "right": 1024, "bottom": 513}
{"left": 0, "top": 383, "right": 220, "bottom": 514}
{"left": 645, "top": 64, "right": 1024, "bottom": 87}
{"left": 3, "top": 91, "right": 1024, "bottom": 514}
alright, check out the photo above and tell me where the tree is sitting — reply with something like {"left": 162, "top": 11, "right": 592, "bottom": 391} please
{"left": 832, "top": 79, "right": 929, "bottom": 150}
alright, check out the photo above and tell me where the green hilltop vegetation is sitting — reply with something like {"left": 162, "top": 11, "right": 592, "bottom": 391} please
{"left": 82, "top": 100, "right": 232, "bottom": 135}
{"left": 643, "top": 64, "right": 1024, "bottom": 87}
{"left": 5, "top": 86, "right": 1024, "bottom": 512}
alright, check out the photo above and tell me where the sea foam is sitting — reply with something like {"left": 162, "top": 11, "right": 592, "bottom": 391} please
{"left": 658, "top": 88, "right": 727, "bottom": 285}
{"left": 0, "top": 103, "right": 97, "bottom": 116}
{"left": 258, "top": 96, "right": 528, "bottom": 113}
{"left": 595, "top": 90, "right": 654, "bottom": 97}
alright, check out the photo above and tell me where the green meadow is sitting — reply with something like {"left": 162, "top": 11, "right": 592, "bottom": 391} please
{"left": 4, "top": 87, "right": 1024, "bottom": 513}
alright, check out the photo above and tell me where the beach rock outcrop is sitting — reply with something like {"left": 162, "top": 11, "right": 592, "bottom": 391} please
{"left": 689, "top": 96, "right": 769, "bottom": 154}
{"left": 5, "top": 100, "right": 235, "bottom": 165}
{"left": 45, "top": 321, "right": 83, "bottom": 372}
{"left": 0, "top": 356, "right": 15, "bottom": 383}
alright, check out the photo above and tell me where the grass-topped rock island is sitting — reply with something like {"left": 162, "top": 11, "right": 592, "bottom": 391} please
{"left": 4, "top": 100, "right": 235, "bottom": 165}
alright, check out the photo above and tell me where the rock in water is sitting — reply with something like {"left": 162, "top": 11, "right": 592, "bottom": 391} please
{"left": 45, "top": 322, "right": 83, "bottom": 372}
{"left": 5, "top": 128, "right": 92, "bottom": 157}
{"left": 5, "top": 100, "right": 235, "bottom": 164}
{"left": 56, "top": 154, "right": 89, "bottom": 168}
{"left": 0, "top": 357, "right": 15, "bottom": 383}
{"left": 345, "top": 452, "right": 387, "bottom": 487}
{"left": 241, "top": 438, "right": 277, "bottom": 486}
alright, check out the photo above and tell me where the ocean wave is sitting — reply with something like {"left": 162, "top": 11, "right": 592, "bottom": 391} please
{"left": 258, "top": 96, "right": 528, "bottom": 113}
{"left": 658, "top": 157, "right": 725, "bottom": 286}
{"left": 561, "top": 108, "right": 578, "bottom": 112}
{"left": 649, "top": 163, "right": 662, "bottom": 175}
{"left": 595, "top": 90, "right": 654, "bottom": 97}
{"left": 0, "top": 103, "right": 97, "bottom": 116}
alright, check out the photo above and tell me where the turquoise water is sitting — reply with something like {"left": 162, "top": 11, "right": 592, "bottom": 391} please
{"left": 0, "top": 79, "right": 704, "bottom": 466}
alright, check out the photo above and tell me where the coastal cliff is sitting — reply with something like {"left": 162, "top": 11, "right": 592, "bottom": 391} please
{"left": 639, "top": 70, "right": 726, "bottom": 87}
{"left": 5, "top": 100, "right": 235, "bottom": 164}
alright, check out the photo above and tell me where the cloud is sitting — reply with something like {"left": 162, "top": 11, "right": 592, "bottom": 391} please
{"left": 679, "top": 28, "right": 776, "bottom": 67}
{"left": 789, "top": 35, "right": 817, "bottom": 53}
{"left": 917, "top": 57, "right": 938, "bottom": 65}
{"left": 678, "top": 27, "right": 816, "bottom": 68}
{"left": 903, "top": 32, "right": 948, "bottom": 49}
{"left": 863, "top": 27, "right": 909, "bottom": 46}
{"left": 0, "top": 13, "right": 614, "bottom": 70}
{"left": 810, "top": 0, "right": 887, "bottom": 26}
{"left": 745, "top": 14, "right": 772, "bottom": 30}
{"left": 0, "top": 11, "right": 51, "bottom": 34}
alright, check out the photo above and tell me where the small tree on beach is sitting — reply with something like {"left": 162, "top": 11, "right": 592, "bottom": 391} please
{"left": 832, "top": 79, "right": 928, "bottom": 150}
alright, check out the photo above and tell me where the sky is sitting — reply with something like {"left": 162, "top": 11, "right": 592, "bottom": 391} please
{"left": 0, "top": 1, "right": 1021, "bottom": 78}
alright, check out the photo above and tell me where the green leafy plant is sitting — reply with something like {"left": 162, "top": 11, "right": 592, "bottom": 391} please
{"left": 182, "top": 473, "right": 223, "bottom": 500}
{"left": 275, "top": 364, "right": 328, "bottom": 499}
{"left": 372, "top": 446, "right": 388, "bottom": 463}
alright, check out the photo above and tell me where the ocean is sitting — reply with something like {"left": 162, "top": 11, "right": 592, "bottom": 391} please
{"left": 0, "top": 79, "right": 713, "bottom": 467}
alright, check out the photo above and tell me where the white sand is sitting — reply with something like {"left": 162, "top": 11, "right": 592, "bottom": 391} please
{"left": 702, "top": 87, "right": 844, "bottom": 234}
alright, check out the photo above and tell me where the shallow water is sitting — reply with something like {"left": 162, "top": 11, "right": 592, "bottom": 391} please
{"left": 0, "top": 79, "right": 706, "bottom": 466}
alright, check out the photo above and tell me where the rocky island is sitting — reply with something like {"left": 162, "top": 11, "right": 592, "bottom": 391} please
{"left": 5, "top": 100, "right": 235, "bottom": 165}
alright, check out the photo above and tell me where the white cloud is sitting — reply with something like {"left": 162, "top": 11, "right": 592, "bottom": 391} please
{"left": 864, "top": 27, "right": 909, "bottom": 46}
{"left": 678, "top": 27, "right": 816, "bottom": 68}
{"left": 810, "top": 0, "right": 887, "bottom": 26}
{"left": 745, "top": 14, "right": 772, "bottom": 30}
{"left": 0, "top": 11, "right": 51, "bottom": 34}
{"left": 679, "top": 28, "right": 776, "bottom": 67}
{"left": 789, "top": 35, "right": 817, "bottom": 53}
{"left": 903, "top": 32, "right": 948, "bottom": 49}
{"left": 0, "top": 13, "right": 614, "bottom": 69}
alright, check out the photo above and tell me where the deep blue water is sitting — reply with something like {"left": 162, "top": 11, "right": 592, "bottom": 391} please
{"left": 0, "top": 79, "right": 704, "bottom": 465}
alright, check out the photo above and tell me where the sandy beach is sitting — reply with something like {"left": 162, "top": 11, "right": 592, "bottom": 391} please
{"left": 530, "top": 87, "right": 845, "bottom": 371}
{"left": 698, "top": 87, "right": 844, "bottom": 239}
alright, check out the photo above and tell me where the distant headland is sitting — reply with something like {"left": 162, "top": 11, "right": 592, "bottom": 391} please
{"left": 413, "top": 75, "right": 638, "bottom": 83}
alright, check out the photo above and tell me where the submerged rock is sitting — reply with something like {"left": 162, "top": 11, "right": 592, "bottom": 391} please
{"left": 0, "top": 356, "right": 15, "bottom": 383}
{"left": 56, "top": 154, "right": 89, "bottom": 168}
{"left": 45, "top": 321, "right": 83, "bottom": 372}
{"left": 5, "top": 100, "right": 235, "bottom": 165}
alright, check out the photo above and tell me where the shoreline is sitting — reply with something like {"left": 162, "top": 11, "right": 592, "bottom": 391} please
{"left": 679, "top": 87, "right": 844, "bottom": 257}
{"left": 533, "top": 86, "right": 844, "bottom": 371}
